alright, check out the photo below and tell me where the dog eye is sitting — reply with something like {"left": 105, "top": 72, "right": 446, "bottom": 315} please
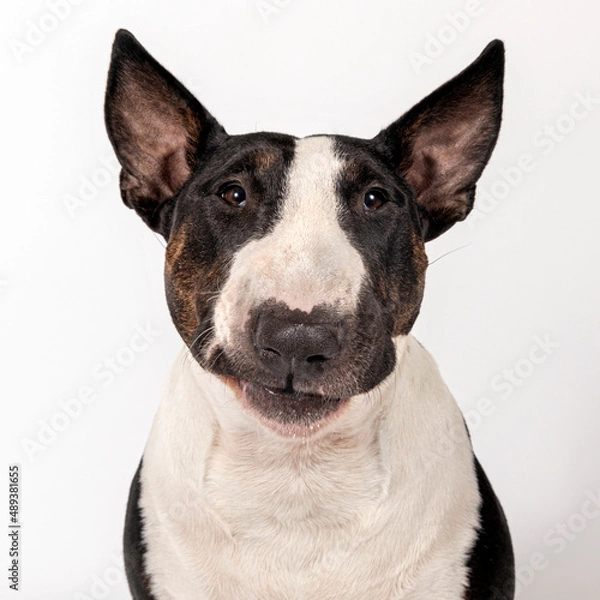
{"left": 219, "top": 184, "right": 247, "bottom": 207}
{"left": 363, "top": 188, "right": 388, "bottom": 211}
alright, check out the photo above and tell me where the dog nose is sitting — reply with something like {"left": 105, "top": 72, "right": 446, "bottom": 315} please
{"left": 254, "top": 311, "right": 343, "bottom": 380}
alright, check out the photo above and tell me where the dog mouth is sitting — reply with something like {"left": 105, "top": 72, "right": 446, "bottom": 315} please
{"left": 233, "top": 379, "right": 349, "bottom": 437}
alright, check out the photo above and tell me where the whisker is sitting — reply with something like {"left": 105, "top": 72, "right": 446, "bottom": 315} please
{"left": 206, "top": 348, "right": 225, "bottom": 372}
{"left": 152, "top": 230, "right": 167, "bottom": 249}
{"left": 428, "top": 243, "right": 471, "bottom": 266}
{"left": 189, "top": 325, "right": 216, "bottom": 350}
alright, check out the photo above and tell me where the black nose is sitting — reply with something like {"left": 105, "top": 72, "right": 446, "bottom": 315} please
{"left": 254, "top": 311, "right": 343, "bottom": 380}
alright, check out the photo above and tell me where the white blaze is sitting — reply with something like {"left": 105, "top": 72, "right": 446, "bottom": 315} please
{"left": 211, "top": 136, "right": 366, "bottom": 349}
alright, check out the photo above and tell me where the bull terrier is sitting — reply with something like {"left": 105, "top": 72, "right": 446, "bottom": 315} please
{"left": 104, "top": 29, "right": 515, "bottom": 599}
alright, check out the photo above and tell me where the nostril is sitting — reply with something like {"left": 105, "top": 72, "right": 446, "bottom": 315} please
{"left": 262, "top": 347, "right": 281, "bottom": 357}
{"left": 306, "top": 354, "right": 328, "bottom": 364}
{"left": 258, "top": 347, "right": 283, "bottom": 365}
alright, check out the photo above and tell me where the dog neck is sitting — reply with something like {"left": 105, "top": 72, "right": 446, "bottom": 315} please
{"left": 142, "top": 335, "right": 469, "bottom": 527}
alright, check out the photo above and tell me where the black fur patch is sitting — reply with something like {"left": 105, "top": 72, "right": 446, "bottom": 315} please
{"left": 332, "top": 136, "right": 428, "bottom": 337}
{"left": 123, "top": 461, "right": 155, "bottom": 600}
{"left": 163, "top": 132, "right": 296, "bottom": 350}
{"left": 464, "top": 457, "right": 516, "bottom": 599}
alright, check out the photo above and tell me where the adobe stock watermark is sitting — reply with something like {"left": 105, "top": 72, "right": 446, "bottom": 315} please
{"left": 425, "top": 333, "right": 560, "bottom": 463}
{"left": 62, "top": 154, "right": 120, "bottom": 218}
{"left": 515, "top": 484, "right": 600, "bottom": 597}
{"left": 255, "top": 0, "right": 294, "bottom": 23}
{"left": 469, "top": 89, "right": 600, "bottom": 228}
{"left": 20, "top": 322, "right": 160, "bottom": 461}
{"left": 71, "top": 552, "right": 125, "bottom": 600}
{"left": 409, "top": 0, "right": 490, "bottom": 75}
{"left": 465, "top": 332, "right": 560, "bottom": 433}
{"left": 7, "top": 464, "right": 21, "bottom": 592}
{"left": 7, "top": 0, "right": 87, "bottom": 65}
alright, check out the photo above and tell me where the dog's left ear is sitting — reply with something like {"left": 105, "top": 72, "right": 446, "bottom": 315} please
{"left": 104, "top": 29, "right": 227, "bottom": 236}
{"left": 374, "top": 40, "right": 504, "bottom": 241}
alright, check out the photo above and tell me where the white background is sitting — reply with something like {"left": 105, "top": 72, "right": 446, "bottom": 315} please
{"left": 1, "top": 0, "right": 599, "bottom": 598}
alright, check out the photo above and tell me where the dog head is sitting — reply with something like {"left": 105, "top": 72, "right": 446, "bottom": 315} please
{"left": 105, "top": 30, "right": 504, "bottom": 436}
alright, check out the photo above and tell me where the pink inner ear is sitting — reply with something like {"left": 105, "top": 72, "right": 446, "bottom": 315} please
{"left": 163, "top": 146, "right": 193, "bottom": 194}
{"left": 405, "top": 115, "right": 487, "bottom": 217}
{"left": 136, "top": 119, "right": 192, "bottom": 195}
{"left": 116, "top": 63, "right": 200, "bottom": 199}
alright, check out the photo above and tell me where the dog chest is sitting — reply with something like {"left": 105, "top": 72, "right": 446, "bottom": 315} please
{"left": 137, "top": 337, "right": 480, "bottom": 599}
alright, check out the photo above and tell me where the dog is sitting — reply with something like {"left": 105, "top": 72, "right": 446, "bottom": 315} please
{"left": 104, "top": 29, "right": 515, "bottom": 600}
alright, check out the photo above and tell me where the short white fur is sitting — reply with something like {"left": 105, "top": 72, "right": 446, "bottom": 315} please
{"left": 140, "top": 335, "right": 480, "bottom": 599}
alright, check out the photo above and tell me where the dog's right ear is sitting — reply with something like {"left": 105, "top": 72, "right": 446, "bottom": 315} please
{"left": 104, "top": 30, "right": 227, "bottom": 236}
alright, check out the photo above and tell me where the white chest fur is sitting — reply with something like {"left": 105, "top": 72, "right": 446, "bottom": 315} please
{"left": 139, "top": 336, "right": 480, "bottom": 599}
